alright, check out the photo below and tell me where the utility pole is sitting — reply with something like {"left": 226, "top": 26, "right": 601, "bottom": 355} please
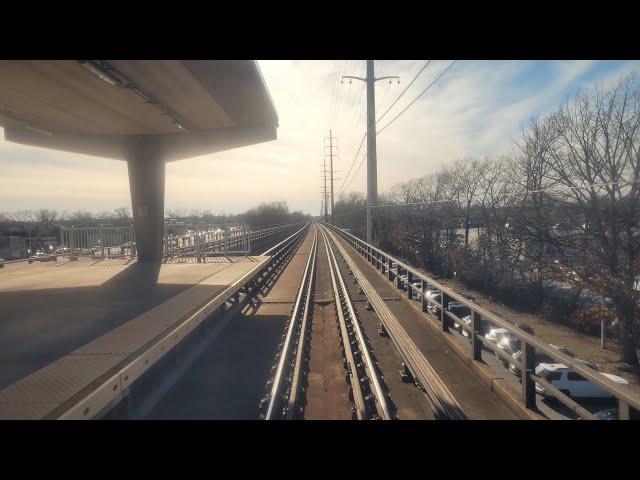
{"left": 322, "top": 156, "right": 328, "bottom": 223}
{"left": 324, "top": 130, "right": 338, "bottom": 224}
{"left": 343, "top": 61, "right": 399, "bottom": 246}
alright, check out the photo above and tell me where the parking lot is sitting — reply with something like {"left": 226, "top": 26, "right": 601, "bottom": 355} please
{"left": 388, "top": 265, "right": 627, "bottom": 420}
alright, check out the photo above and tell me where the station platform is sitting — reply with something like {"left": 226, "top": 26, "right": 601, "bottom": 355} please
{"left": 0, "top": 255, "right": 269, "bottom": 419}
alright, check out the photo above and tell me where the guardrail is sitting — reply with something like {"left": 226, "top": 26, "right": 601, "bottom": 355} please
{"left": 326, "top": 223, "right": 640, "bottom": 420}
{"left": 163, "top": 226, "right": 251, "bottom": 258}
{"left": 61, "top": 226, "right": 135, "bottom": 259}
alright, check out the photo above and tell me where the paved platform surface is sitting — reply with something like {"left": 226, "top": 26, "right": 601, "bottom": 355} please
{"left": 0, "top": 255, "right": 267, "bottom": 419}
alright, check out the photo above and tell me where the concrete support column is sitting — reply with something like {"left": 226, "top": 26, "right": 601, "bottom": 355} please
{"left": 127, "top": 141, "right": 166, "bottom": 263}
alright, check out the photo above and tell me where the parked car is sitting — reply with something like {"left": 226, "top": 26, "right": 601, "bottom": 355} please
{"left": 425, "top": 289, "right": 442, "bottom": 315}
{"left": 535, "top": 363, "right": 629, "bottom": 399}
{"left": 495, "top": 335, "right": 521, "bottom": 366}
{"left": 382, "top": 261, "right": 397, "bottom": 275}
{"left": 446, "top": 301, "right": 470, "bottom": 327}
{"left": 592, "top": 408, "right": 618, "bottom": 420}
{"left": 410, "top": 281, "right": 423, "bottom": 301}
{"left": 459, "top": 315, "right": 472, "bottom": 337}
{"left": 508, "top": 345, "right": 577, "bottom": 377}
{"left": 458, "top": 316, "right": 494, "bottom": 338}
{"left": 484, "top": 327, "right": 510, "bottom": 343}
{"left": 478, "top": 319, "right": 495, "bottom": 337}
{"left": 585, "top": 407, "right": 640, "bottom": 420}
{"left": 494, "top": 322, "right": 534, "bottom": 362}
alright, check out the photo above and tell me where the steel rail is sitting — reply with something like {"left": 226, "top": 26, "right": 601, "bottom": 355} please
{"left": 323, "top": 225, "right": 466, "bottom": 420}
{"left": 326, "top": 223, "right": 640, "bottom": 418}
{"left": 262, "top": 224, "right": 309, "bottom": 257}
{"left": 285, "top": 228, "right": 318, "bottom": 419}
{"left": 54, "top": 223, "right": 308, "bottom": 420}
{"left": 322, "top": 228, "right": 369, "bottom": 419}
{"left": 265, "top": 227, "right": 317, "bottom": 420}
{"left": 322, "top": 227, "right": 392, "bottom": 420}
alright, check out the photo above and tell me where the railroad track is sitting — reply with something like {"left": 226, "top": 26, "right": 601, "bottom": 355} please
{"left": 321, "top": 227, "right": 392, "bottom": 420}
{"left": 323, "top": 225, "right": 467, "bottom": 421}
{"left": 262, "top": 227, "right": 318, "bottom": 419}
{"left": 262, "top": 225, "right": 392, "bottom": 420}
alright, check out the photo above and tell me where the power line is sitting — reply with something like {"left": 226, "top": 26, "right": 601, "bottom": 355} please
{"left": 337, "top": 60, "right": 435, "bottom": 197}
{"left": 338, "top": 178, "right": 640, "bottom": 212}
{"left": 336, "top": 132, "right": 366, "bottom": 196}
{"left": 339, "top": 149, "right": 368, "bottom": 196}
{"left": 333, "top": 205, "right": 367, "bottom": 218}
{"left": 376, "top": 60, "right": 432, "bottom": 124}
{"left": 336, "top": 61, "right": 457, "bottom": 199}
{"left": 377, "top": 60, "right": 457, "bottom": 135}
{"left": 335, "top": 179, "right": 640, "bottom": 218}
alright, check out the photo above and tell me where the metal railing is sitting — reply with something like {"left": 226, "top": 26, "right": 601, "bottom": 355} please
{"left": 326, "top": 223, "right": 640, "bottom": 420}
{"left": 159, "top": 223, "right": 303, "bottom": 259}
{"left": 1, "top": 223, "right": 305, "bottom": 268}
{"left": 61, "top": 225, "right": 135, "bottom": 259}
{"left": 163, "top": 226, "right": 251, "bottom": 259}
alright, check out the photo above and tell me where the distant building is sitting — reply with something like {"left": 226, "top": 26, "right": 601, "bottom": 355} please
{"left": 0, "top": 236, "right": 28, "bottom": 259}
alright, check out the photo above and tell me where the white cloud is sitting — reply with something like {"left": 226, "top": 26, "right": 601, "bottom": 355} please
{"left": 2, "top": 60, "right": 640, "bottom": 216}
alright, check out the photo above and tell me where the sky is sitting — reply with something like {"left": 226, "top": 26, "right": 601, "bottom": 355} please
{"left": 1, "top": 60, "right": 639, "bottom": 217}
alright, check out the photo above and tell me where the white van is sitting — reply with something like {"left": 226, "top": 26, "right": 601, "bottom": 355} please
{"left": 535, "top": 363, "right": 629, "bottom": 399}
